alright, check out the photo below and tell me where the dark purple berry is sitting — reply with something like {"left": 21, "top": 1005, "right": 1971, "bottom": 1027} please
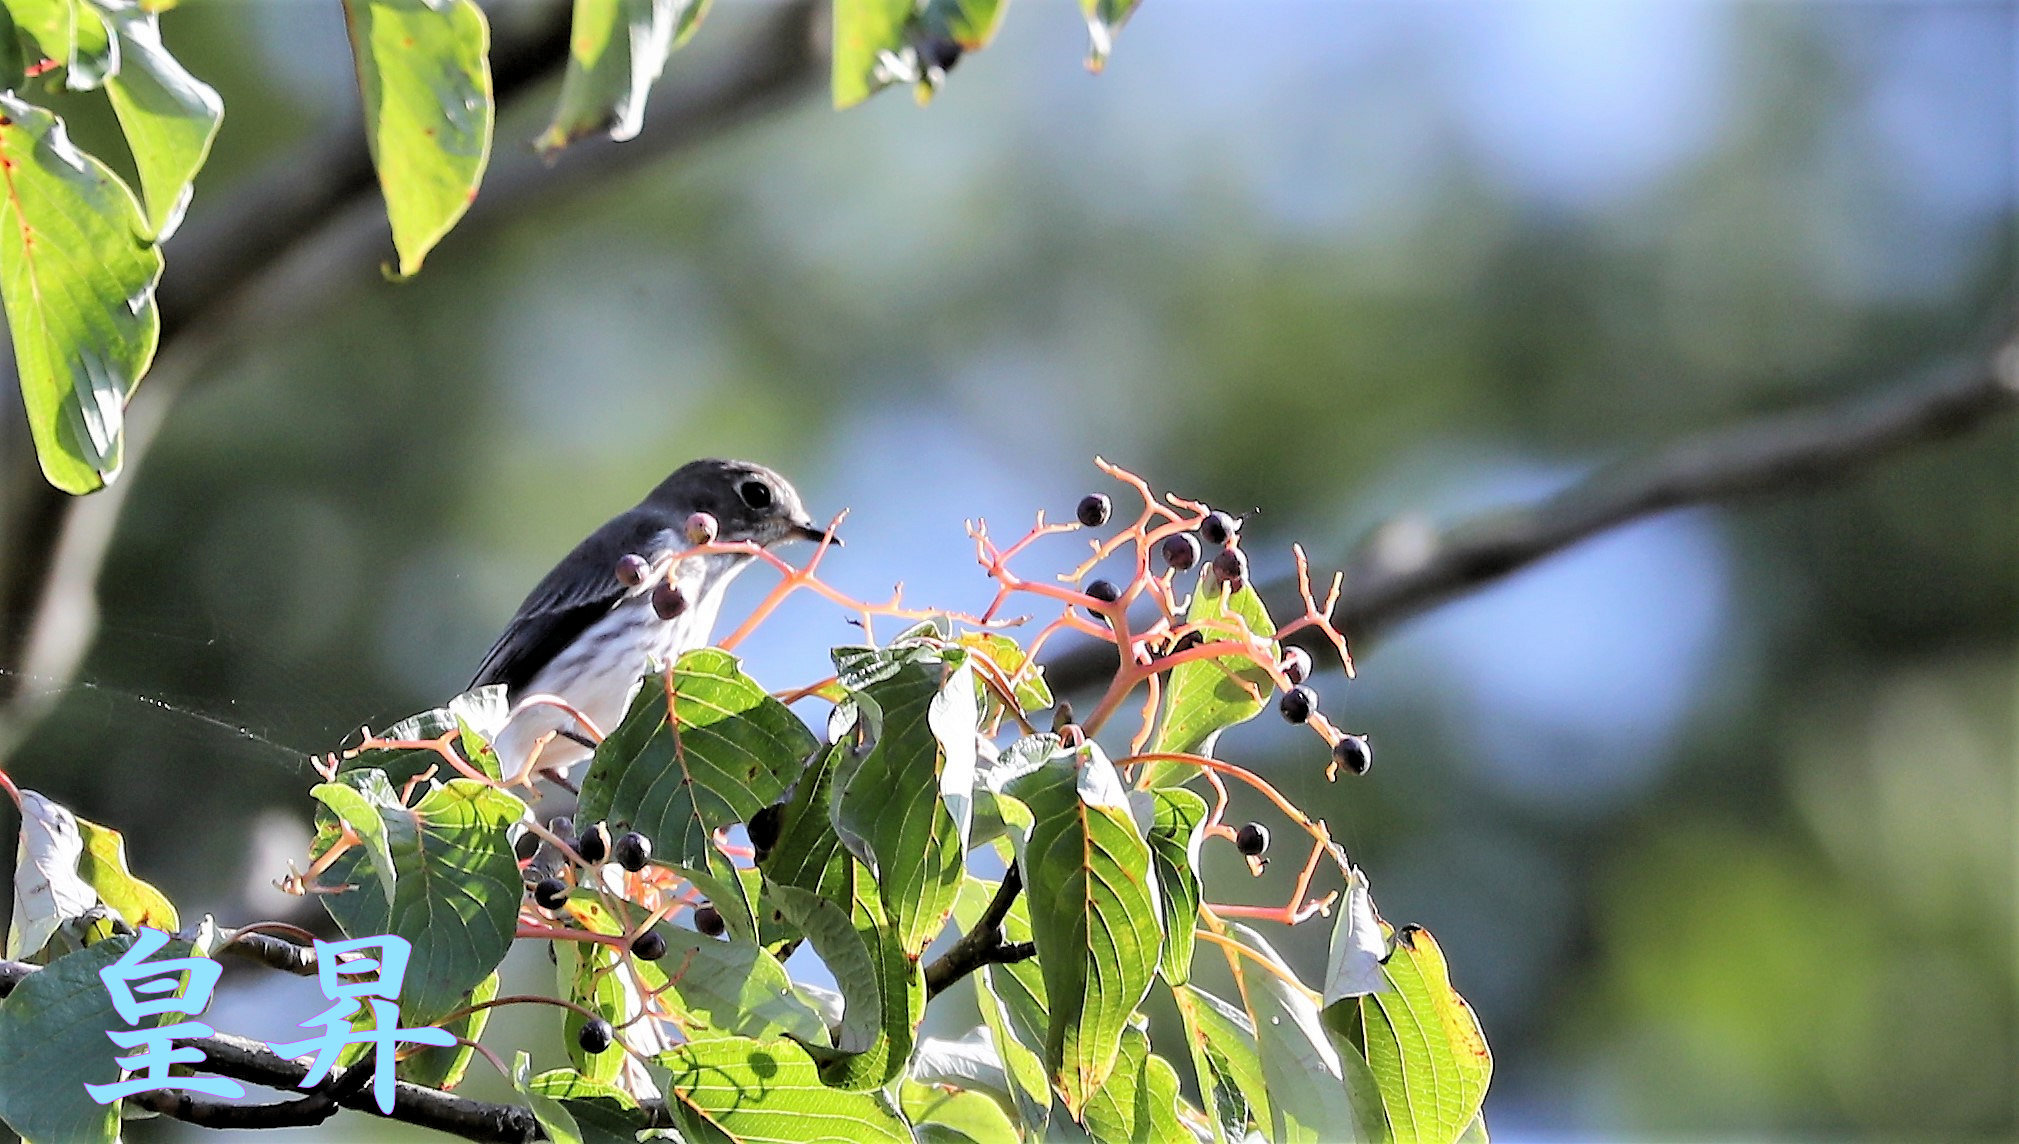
{"left": 574, "top": 823, "right": 610, "bottom": 865}
{"left": 1279, "top": 647, "right": 1312, "bottom": 686}
{"left": 1333, "top": 734, "right": 1372, "bottom": 776}
{"left": 615, "top": 554, "right": 650, "bottom": 587}
{"left": 1211, "top": 546, "right": 1247, "bottom": 589}
{"left": 1076, "top": 493, "right": 1112, "bottom": 528}
{"left": 1160, "top": 532, "right": 1200, "bottom": 572}
{"left": 613, "top": 831, "right": 651, "bottom": 872}
{"left": 1086, "top": 579, "right": 1120, "bottom": 604}
{"left": 748, "top": 804, "right": 784, "bottom": 860}
{"left": 693, "top": 905, "right": 726, "bottom": 938}
{"left": 651, "top": 580, "right": 688, "bottom": 620}
{"left": 532, "top": 877, "right": 569, "bottom": 911}
{"left": 577, "top": 1017, "right": 614, "bottom": 1054}
{"left": 1200, "top": 511, "right": 1238, "bottom": 547}
{"left": 631, "top": 930, "right": 668, "bottom": 960}
{"left": 1235, "top": 822, "right": 1270, "bottom": 856}
{"left": 1279, "top": 685, "right": 1317, "bottom": 724}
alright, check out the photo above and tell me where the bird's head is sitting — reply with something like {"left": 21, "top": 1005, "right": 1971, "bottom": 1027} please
{"left": 646, "top": 458, "right": 831, "bottom": 548}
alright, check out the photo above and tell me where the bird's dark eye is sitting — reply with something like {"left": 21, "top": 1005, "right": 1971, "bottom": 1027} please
{"left": 738, "top": 480, "right": 773, "bottom": 511}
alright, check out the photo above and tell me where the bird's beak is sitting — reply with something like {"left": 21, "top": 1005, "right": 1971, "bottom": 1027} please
{"left": 792, "top": 521, "right": 838, "bottom": 546}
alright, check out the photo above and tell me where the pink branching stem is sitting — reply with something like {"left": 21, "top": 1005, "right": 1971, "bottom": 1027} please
{"left": 516, "top": 922, "right": 628, "bottom": 950}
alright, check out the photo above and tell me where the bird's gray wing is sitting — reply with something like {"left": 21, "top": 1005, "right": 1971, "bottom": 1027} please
{"left": 469, "top": 509, "right": 673, "bottom": 697}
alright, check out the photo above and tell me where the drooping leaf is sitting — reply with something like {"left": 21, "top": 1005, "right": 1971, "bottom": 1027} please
{"left": 1223, "top": 922, "right": 1387, "bottom": 1143}
{"left": 1322, "top": 866, "right": 1390, "bottom": 1006}
{"left": 656, "top": 1036, "right": 911, "bottom": 1143}
{"left": 0, "top": 92, "right": 162, "bottom": 494}
{"left": 1078, "top": 0, "right": 1140, "bottom": 71}
{"left": 514, "top": 1051, "right": 584, "bottom": 1144}
{"left": 0, "top": 938, "right": 130, "bottom": 1144}
{"left": 399, "top": 970, "right": 496, "bottom": 1089}
{"left": 99, "top": 4, "right": 220, "bottom": 239}
{"left": 6, "top": 788, "right": 93, "bottom": 959}
{"left": 831, "top": 642, "right": 976, "bottom": 955}
{"left": 310, "top": 772, "right": 399, "bottom": 903}
{"left": 955, "top": 875, "right": 1051, "bottom": 1136}
{"left": 557, "top": 922, "right": 627, "bottom": 1084}
{"left": 1004, "top": 739, "right": 1161, "bottom": 1114}
{"left": 72, "top": 813, "right": 176, "bottom": 933}
{"left": 1080, "top": 1026, "right": 1188, "bottom": 1144}
{"left": 830, "top": 0, "right": 909, "bottom": 108}
{"left": 529, "top": 1070, "right": 651, "bottom": 1144}
{"left": 536, "top": 0, "right": 710, "bottom": 155}
{"left": 9, "top": 0, "right": 116, "bottom": 90}
{"left": 902, "top": 1078, "right": 1021, "bottom": 1144}
{"left": 767, "top": 868, "right": 920, "bottom": 1090}
{"left": 1140, "top": 786, "right": 1205, "bottom": 983}
{"left": 340, "top": 0, "right": 493, "bottom": 277}
{"left": 909, "top": 1026, "right": 1015, "bottom": 1105}
{"left": 1173, "top": 983, "right": 1267, "bottom": 1144}
{"left": 958, "top": 631, "right": 1053, "bottom": 717}
{"left": 1141, "top": 572, "right": 1278, "bottom": 785}
{"left": 315, "top": 778, "right": 524, "bottom": 1023}
{"left": 578, "top": 649, "right": 817, "bottom": 941}
{"left": 1345, "top": 925, "right": 1490, "bottom": 1144}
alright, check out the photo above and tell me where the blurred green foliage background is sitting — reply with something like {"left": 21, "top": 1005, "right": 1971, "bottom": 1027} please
{"left": 1, "top": 1, "right": 2012, "bottom": 1139}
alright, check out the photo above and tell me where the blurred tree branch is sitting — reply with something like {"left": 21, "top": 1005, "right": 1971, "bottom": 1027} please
{"left": 0, "top": 1, "right": 824, "bottom": 759}
{"left": 1044, "top": 327, "right": 2019, "bottom": 694}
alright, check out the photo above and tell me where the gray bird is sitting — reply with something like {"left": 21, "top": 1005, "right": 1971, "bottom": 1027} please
{"left": 473, "top": 459, "right": 828, "bottom": 781}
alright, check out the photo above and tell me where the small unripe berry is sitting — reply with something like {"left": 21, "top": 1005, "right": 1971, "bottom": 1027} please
{"left": 574, "top": 823, "right": 610, "bottom": 865}
{"left": 748, "top": 804, "right": 784, "bottom": 860}
{"left": 615, "top": 554, "right": 650, "bottom": 587}
{"left": 631, "top": 930, "right": 668, "bottom": 961}
{"left": 577, "top": 1017, "right": 614, "bottom": 1054}
{"left": 651, "top": 580, "right": 689, "bottom": 620}
{"left": 1086, "top": 579, "right": 1120, "bottom": 604}
{"left": 1160, "top": 532, "right": 1200, "bottom": 571}
{"left": 685, "top": 511, "right": 719, "bottom": 546}
{"left": 1211, "top": 546, "right": 1247, "bottom": 589}
{"left": 1200, "top": 511, "right": 1238, "bottom": 547}
{"left": 1279, "top": 685, "right": 1318, "bottom": 724}
{"left": 1333, "top": 734, "right": 1372, "bottom": 776}
{"left": 1235, "top": 822, "right": 1270, "bottom": 856}
{"left": 613, "top": 831, "right": 651, "bottom": 872}
{"left": 693, "top": 905, "right": 726, "bottom": 938}
{"left": 1279, "top": 647, "right": 1312, "bottom": 686}
{"left": 532, "top": 877, "right": 569, "bottom": 911}
{"left": 1076, "top": 494, "right": 1112, "bottom": 528}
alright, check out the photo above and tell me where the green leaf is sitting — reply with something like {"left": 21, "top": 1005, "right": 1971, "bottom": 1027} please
{"left": 0, "top": 938, "right": 129, "bottom": 1143}
{"left": 902, "top": 1078, "right": 1021, "bottom": 1144}
{"left": 316, "top": 778, "right": 524, "bottom": 1023}
{"left": 1003, "top": 739, "right": 1161, "bottom": 1114}
{"left": 952, "top": 876, "right": 1051, "bottom": 1136}
{"left": 830, "top": 0, "right": 909, "bottom": 108}
{"left": 338, "top": 687, "right": 508, "bottom": 787}
{"left": 514, "top": 1051, "right": 584, "bottom": 1144}
{"left": 0, "top": 92, "right": 161, "bottom": 494}
{"left": 1347, "top": 926, "right": 1490, "bottom": 1144}
{"left": 1172, "top": 983, "right": 1266, "bottom": 1144}
{"left": 72, "top": 813, "right": 176, "bottom": 932}
{"left": 557, "top": 924, "right": 627, "bottom": 1083}
{"left": 529, "top": 1070, "right": 650, "bottom": 1144}
{"left": 919, "top": 0, "right": 1010, "bottom": 51}
{"left": 99, "top": 5, "right": 219, "bottom": 239}
{"left": 1322, "top": 867, "right": 1390, "bottom": 1005}
{"left": 1141, "top": 574, "right": 1278, "bottom": 785}
{"left": 767, "top": 871, "right": 920, "bottom": 1090}
{"left": 341, "top": 0, "right": 493, "bottom": 277}
{"left": 957, "top": 631, "right": 1053, "bottom": 716}
{"left": 1081, "top": 1026, "right": 1187, "bottom": 1144}
{"left": 0, "top": 6, "right": 26, "bottom": 89}
{"left": 536, "top": 0, "right": 710, "bottom": 156}
{"left": 1140, "top": 787, "right": 1204, "bottom": 983}
{"left": 7, "top": 788, "right": 94, "bottom": 959}
{"left": 656, "top": 1036, "right": 911, "bottom": 1143}
{"left": 831, "top": 642, "right": 976, "bottom": 955}
{"left": 8, "top": 0, "right": 115, "bottom": 90}
{"left": 311, "top": 774, "right": 399, "bottom": 903}
{"left": 1224, "top": 923, "right": 1387, "bottom": 1144}
{"left": 400, "top": 970, "right": 496, "bottom": 1089}
{"left": 579, "top": 648, "right": 817, "bottom": 940}
{"left": 1078, "top": 0, "right": 1140, "bottom": 71}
